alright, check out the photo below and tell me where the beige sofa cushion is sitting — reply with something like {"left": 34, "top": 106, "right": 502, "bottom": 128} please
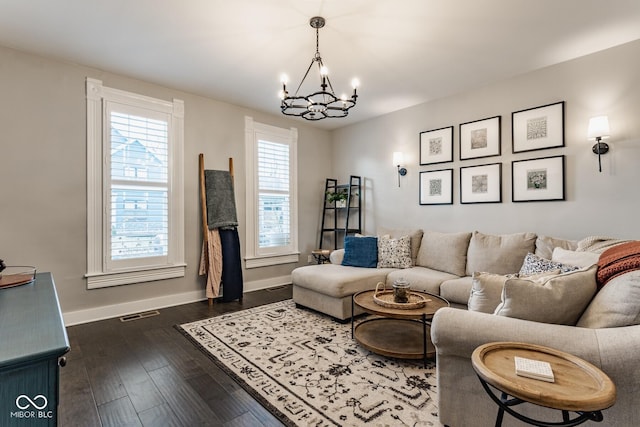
{"left": 292, "top": 264, "right": 395, "bottom": 298}
{"left": 416, "top": 230, "right": 472, "bottom": 276}
{"left": 535, "top": 235, "right": 578, "bottom": 260}
{"left": 577, "top": 270, "right": 640, "bottom": 328}
{"left": 387, "top": 267, "right": 458, "bottom": 296}
{"left": 377, "top": 227, "right": 423, "bottom": 265}
{"left": 440, "top": 276, "right": 473, "bottom": 306}
{"left": 466, "top": 231, "right": 537, "bottom": 275}
{"left": 494, "top": 265, "right": 598, "bottom": 325}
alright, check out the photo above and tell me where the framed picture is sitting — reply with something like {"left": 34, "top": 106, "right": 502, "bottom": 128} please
{"left": 512, "top": 155, "right": 565, "bottom": 202}
{"left": 512, "top": 101, "right": 564, "bottom": 153}
{"left": 419, "top": 169, "right": 453, "bottom": 205}
{"left": 420, "top": 126, "right": 453, "bottom": 165}
{"left": 459, "top": 116, "right": 501, "bottom": 160}
{"left": 460, "top": 163, "right": 502, "bottom": 204}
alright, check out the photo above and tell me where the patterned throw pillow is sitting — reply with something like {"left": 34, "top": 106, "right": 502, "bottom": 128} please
{"left": 519, "top": 252, "right": 578, "bottom": 276}
{"left": 377, "top": 235, "right": 412, "bottom": 269}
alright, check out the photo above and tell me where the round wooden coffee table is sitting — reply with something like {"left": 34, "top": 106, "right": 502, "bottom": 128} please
{"left": 351, "top": 289, "right": 449, "bottom": 367}
{"left": 472, "top": 342, "right": 616, "bottom": 427}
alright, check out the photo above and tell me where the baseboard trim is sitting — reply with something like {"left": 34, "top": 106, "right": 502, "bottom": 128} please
{"left": 63, "top": 274, "right": 292, "bottom": 326}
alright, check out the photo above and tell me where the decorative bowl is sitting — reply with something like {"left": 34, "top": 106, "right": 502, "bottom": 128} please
{"left": 0, "top": 266, "right": 36, "bottom": 289}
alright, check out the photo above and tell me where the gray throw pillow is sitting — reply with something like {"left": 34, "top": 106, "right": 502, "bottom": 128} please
{"left": 494, "top": 265, "right": 598, "bottom": 325}
{"left": 416, "top": 230, "right": 472, "bottom": 276}
{"left": 468, "top": 272, "right": 510, "bottom": 313}
{"left": 469, "top": 270, "right": 560, "bottom": 314}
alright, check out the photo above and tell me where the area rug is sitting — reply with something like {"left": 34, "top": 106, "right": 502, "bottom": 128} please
{"left": 177, "top": 299, "right": 440, "bottom": 426}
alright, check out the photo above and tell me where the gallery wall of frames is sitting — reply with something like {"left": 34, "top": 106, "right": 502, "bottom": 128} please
{"left": 419, "top": 101, "right": 565, "bottom": 206}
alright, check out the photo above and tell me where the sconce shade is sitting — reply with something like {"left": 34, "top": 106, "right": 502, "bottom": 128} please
{"left": 393, "top": 151, "right": 404, "bottom": 166}
{"left": 587, "top": 116, "right": 610, "bottom": 140}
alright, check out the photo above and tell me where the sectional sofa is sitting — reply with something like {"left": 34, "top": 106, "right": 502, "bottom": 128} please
{"left": 291, "top": 229, "right": 640, "bottom": 426}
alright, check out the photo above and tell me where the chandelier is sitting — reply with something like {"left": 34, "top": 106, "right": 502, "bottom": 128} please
{"left": 279, "top": 16, "right": 359, "bottom": 121}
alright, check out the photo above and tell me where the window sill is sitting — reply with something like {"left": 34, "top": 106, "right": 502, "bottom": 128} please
{"left": 245, "top": 253, "right": 299, "bottom": 269}
{"left": 85, "top": 264, "right": 186, "bottom": 289}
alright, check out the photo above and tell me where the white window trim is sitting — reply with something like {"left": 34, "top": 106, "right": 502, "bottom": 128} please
{"left": 85, "top": 78, "right": 185, "bottom": 288}
{"left": 244, "top": 116, "right": 299, "bottom": 269}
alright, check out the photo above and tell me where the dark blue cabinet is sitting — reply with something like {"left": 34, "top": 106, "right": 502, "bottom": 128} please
{"left": 0, "top": 273, "right": 70, "bottom": 426}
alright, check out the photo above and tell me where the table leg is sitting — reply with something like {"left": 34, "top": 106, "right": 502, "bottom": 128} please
{"left": 351, "top": 295, "right": 355, "bottom": 339}
{"left": 422, "top": 314, "right": 427, "bottom": 368}
{"left": 477, "top": 375, "right": 605, "bottom": 427}
{"left": 495, "top": 393, "right": 507, "bottom": 427}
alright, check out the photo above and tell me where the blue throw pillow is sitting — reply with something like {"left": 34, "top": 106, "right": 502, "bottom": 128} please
{"left": 342, "top": 236, "right": 378, "bottom": 268}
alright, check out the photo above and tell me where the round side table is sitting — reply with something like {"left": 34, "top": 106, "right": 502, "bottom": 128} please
{"left": 471, "top": 342, "right": 616, "bottom": 427}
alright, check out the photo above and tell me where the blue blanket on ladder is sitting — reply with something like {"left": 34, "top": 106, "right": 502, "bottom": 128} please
{"left": 220, "top": 228, "right": 243, "bottom": 302}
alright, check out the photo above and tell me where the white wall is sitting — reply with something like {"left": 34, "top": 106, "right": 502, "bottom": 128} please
{"left": 0, "top": 45, "right": 332, "bottom": 323}
{"left": 331, "top": 40, "right": 640, "bottom": 241}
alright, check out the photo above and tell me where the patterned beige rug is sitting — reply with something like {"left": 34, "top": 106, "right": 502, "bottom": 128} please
{"left": 178, "top": 299, "right": 440, "bottom": 426}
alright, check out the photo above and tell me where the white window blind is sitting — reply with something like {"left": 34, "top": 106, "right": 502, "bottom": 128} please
{"left": 258, "top": 140, "right": 291, "bottom": 248}
{"left": 86, "top": 78, "right": 185, "bottom": 289}
{"left": 244, "top": 117, "right": 299, "bottom": 268}
{"left": 109, "top": 111, "right": 169, "bottom": 261}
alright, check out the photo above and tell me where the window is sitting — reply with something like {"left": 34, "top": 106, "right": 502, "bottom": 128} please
{"left": 244, "top": 117, "right": 299, "bottom": 268}
{"left": 86, "top": 78, "right": 185, "bottom": 288}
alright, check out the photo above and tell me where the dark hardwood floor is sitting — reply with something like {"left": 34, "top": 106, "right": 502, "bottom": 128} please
{"left": 59, "top": 285, "right": 292, "bottom": 427}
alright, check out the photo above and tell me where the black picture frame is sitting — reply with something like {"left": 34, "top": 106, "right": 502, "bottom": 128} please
{"left": 419, "top": 169, "right": 453, "bottom": 205}
{"left": 512, "top": 155, "right": 565, "bottom": 202}
{"left": 512, "top": 101, "right": 565, "bottom": 153}
{"left": 459, "top": 116, "right": 501, "bottom": 160}
{"left": 420, "top": 126, "right": 454, "bottom": 165}
{"left": 460, "top": 162, "right": 502, "bottom": 204}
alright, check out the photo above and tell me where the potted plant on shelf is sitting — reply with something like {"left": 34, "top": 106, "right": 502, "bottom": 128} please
{"left": 326, "top": 188, "right": 350, "bottom": 208}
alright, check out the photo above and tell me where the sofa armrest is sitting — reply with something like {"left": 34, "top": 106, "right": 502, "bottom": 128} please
{"left": 431, "top": 308, "right": 640, "bottom": 426}
{"left": 329, "top": 249, "right": 345, "bottom": 265}
{"left": 431, "top": 307, "right": 602, "bottom": 362}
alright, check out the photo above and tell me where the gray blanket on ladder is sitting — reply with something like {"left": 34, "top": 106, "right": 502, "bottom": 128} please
{"left": 204, "top": 170, "right": 238, "bottom": 229}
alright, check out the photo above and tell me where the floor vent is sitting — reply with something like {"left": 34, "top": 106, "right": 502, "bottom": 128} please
{"left": 119, "top": 310, "right": 160, "bottom": 322}
{"left": 266, "top": 285, "right": 288, "bottom": 292}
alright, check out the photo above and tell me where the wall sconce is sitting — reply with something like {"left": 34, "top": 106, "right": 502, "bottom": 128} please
{"left": 393, "top": 151, "right": 407, "bottom": 187}
{"left": 587, "top": 115, "right": 610, "bottom": 173}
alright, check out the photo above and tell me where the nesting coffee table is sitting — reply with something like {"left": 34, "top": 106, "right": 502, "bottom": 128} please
{"left": 351, "top": 289, "right": 449, "bottom": 366}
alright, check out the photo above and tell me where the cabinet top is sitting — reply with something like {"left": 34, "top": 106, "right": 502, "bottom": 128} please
{"left": 0, "top": 272, "right": 70, "bottom": 367}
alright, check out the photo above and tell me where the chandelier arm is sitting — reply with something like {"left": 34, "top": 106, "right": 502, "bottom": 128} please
{"left": 292, "top": 59, "right": 316, "bottom": 97}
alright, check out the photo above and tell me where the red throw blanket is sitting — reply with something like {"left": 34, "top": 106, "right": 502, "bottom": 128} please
{"left": 597, "top": 241, "right": 640, "bottom": 287}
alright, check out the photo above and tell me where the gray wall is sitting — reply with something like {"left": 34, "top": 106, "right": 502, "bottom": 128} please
{"left": 3, "top": 39, "right": 639, "bottom": 323}
{"left": 332, "top": 40, "right": 640, "bottom": 241}
{"left": 0, "top": 45, "right": 332, "bottom": 321}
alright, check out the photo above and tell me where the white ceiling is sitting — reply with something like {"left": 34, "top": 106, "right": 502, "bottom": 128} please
{"left": 1, "top": 0, "right": 640, "bottom": 130}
